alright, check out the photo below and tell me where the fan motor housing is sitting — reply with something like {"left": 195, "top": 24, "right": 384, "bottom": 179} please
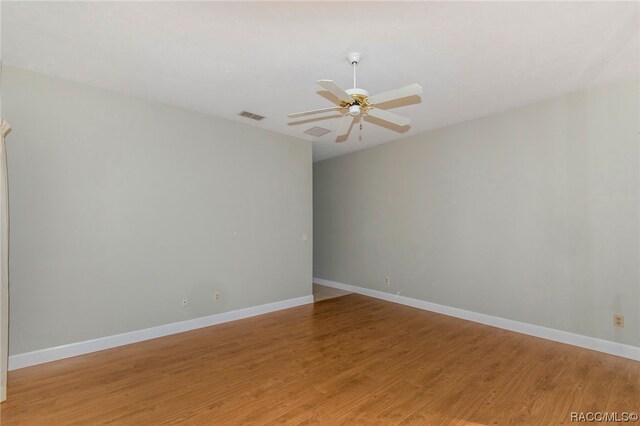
{"left": 342, "top": 88, "right": 371, "bottom": 112}
{"left": 345, "top": 88, "right": 369, "bottom": 98}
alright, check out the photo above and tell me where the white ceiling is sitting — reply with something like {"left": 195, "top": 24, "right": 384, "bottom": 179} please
{"left": 2, "top": 2, "right": 638, "bottom": 161}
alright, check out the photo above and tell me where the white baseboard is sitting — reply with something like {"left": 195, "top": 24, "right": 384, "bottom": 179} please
{"left": 314, "top": 278, "right": 640, "bottom": 361}
{"left": 9, "top": 295, "right": 314, "bottom": 371}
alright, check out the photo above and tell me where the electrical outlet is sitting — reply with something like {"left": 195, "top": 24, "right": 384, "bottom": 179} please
{"left": 384, "top": 276, "right": 390, "bottom": 286}
{"left": 181, "top": 297, "right": 188, "bottom": 307}
{"left": 613, "top": 314, "right": 624, "bottom": 328}
{"left": 214, "top": 292, "right": 221, "bottom": 302}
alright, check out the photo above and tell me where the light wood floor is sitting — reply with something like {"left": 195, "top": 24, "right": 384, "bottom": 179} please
{"left": 1, "top": 294, "right": 638, "bottom": 425}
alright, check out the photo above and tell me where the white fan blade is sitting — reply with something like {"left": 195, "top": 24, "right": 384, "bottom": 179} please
{"left": 367, "top": 84, "right": 423, "bottom": 105}
{"left": 318, "top": 80, "right": 353, "bottom": 103}
{"left": 288, "top": 107, "right": 342, "bottom": 118}
{"left": 335, "top": 115, "right": 353, "bottom": 138}
{"left": 367, "top": 108, "right": 411, "bottom": 127}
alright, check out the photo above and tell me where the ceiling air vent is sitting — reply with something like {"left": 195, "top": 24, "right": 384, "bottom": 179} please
{"left": 304, "top": 127, "right": 331, "bottom": 137}
{"left": 238, "top": 110, "right": 265, "bottom": 121}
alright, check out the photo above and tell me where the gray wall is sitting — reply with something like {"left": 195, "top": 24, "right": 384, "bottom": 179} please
{"left": 3, "top": 67, "right": 312, "bottom": 355}
{"left": 314, "top": 78, "right": 639, "bottom": 347}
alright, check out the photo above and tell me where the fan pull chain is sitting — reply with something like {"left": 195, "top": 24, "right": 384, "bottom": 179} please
{"left": 359, "top": 121, "right": 363, "bottom": 141}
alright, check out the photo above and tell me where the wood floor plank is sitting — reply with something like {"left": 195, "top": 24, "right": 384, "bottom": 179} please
{"left": 1, "top": 294, "right": 638, "bottom": 425}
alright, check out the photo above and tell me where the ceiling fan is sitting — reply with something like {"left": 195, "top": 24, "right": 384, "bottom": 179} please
{"left": 288, "top": 52, "right": 423, "bottom": 142}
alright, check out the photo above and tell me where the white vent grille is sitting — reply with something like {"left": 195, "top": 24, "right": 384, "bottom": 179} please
{"left": 304, "top": 126, "right": 331, "bottom": 137}
{"left": 238, "top": 111, "right": 265, "bottom": 121}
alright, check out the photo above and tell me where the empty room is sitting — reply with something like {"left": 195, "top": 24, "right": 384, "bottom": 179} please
{"left": 0, "top": 1, "right": 638, "bottom": 425}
